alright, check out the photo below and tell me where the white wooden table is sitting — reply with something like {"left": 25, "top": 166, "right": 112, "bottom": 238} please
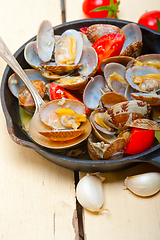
{"left": 0, "top": 0, "right": 160, "bottom": 239}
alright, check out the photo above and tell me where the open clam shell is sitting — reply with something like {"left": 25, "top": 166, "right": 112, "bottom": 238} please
{"left": 24, "top": 41, "right": 43, "bottom": 70}
{"left": 78, "top": 46, "right": 98, "bottom": 77}
{"left": 39, "top": 129, "right": 85, "bottom": 142}
{"left": 125, "top": 65, "right": 160, "bottom": 92}
{"left": 54, "top": 29, "right": 83, "bottom": 66}
{"left": 90, "top": 109, "right": 116, "bottom": 136}
{"left": 40, "top": 68, "right": 68, "bottom": 80}
{"left": 136, "top": 54, "right": 160, "bottom": 69}
{"left": 8, "top": 69, "right": 48, "bottom": 98}
{"left": 18, "top": 80, "right": 46, "bottom": 113}
{"left": 83, "top": 75, "right": 106, "bottom": 110}
{"left": 40, "top": 99, "right": 86, "bottom": 129}
{"left": 120, "top": 23, "right": 142, "bottom": 58}
{"left": 87, "top": 134, "right": 126, "bottom": 160}
{"left": 91, "top": 122, "right": 117, "bottom": 144}
{"left": 131, "top": 92, "right": 160, "bottom": 105}
{"left": 101, "top": 56, "right": 134, "bottom": 72}
{"left": 38, "top": 99, "right": 91, "bottom": 144}
{"left": 40, "top": 61, "right": 82, "bottom": 74}
{"left": 37, "top": 20, "right": 55, "bottom": 62}
{"left": 100, "top": 92, "right": 128, "bottom": 109}
{"left": 103, "top": 62, "right": 129, "bottom": 97}
{"left": 152, "top": 106, "right": 160, "bottom": 122}
{"left": 55, "top": 75, "right": 88, "bottom": 91}
{"left": 80, "top": 32, "right": 92, "bottom": 47}
{"left": 102, "top": 100, "right": 151, "bottom": 131}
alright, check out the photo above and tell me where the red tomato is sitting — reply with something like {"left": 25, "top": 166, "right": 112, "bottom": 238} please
{"left": 138, "top": 10, "right": 160, "bottom": 31}
{"left": 82, "top": 0, "right": 119, "bottom": 19}
{"left": 92, "top": 33, "right": 125, "bottom": 70}
{"left": 49, "top": 82, "right": 89, "bottom": 114}
{"left": 50, "top": 82, "right": 77, "bottom": 100}
{"left": 125, "top": 128, "right": 155, "bottom": 155}
{"left": 80, "top": 27, "right": 88, "bottom": 34}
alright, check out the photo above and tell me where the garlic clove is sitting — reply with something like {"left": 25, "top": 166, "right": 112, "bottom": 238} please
{"left": 124, "top": 172, "right": 160, "bottom": 197}
{"left": 76, "top": 173, "right": 105, "bottom": 212}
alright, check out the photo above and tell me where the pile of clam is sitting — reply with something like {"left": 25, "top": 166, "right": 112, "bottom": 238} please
{"left": 8, "top": 20, "right": 160, "bottom": 160}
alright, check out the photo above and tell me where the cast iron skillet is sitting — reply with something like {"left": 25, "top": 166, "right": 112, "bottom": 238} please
{"left": 1, "top": 18, "right": 160, "bottom": 172}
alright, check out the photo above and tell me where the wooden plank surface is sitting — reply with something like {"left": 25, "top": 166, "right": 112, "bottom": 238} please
{"left": 65, "top": 0, "right": 160, "bottom": 23}
{"left": 65, "top": 0, "right": 160, "bottom": 239}
{"left": 80, "top": 163, "right": 160, "bottom": 240}
{"left": 0, "top": 1, "right": 78, "bottom": 239}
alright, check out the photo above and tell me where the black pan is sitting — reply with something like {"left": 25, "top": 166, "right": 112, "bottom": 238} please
{"left": 1, "top": 18, "right": 160, "bottom": 172}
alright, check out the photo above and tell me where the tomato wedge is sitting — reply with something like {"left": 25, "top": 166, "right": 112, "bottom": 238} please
{"left": 49, "top": 82, "right": 89, "bottom": 114}
{"left": 80, "top": 27, "right": 88, "bottom": 35}
{"left": 92, "top": 33, "right": 125, "bottom": 70}
{"left": 125, "top": 128, "right": 155, "bottom": 155}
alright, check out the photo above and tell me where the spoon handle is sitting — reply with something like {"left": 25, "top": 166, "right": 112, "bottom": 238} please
{"left": 0, "top": 36, "right": 45, "bottom": 110}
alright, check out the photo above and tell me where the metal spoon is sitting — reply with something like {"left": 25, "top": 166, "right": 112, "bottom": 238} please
{"left": 0, "top": 37, "right": 91, "bottom": 149}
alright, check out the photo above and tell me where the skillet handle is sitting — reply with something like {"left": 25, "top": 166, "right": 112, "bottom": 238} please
{"left": 136, "top": 147, "right": 160, "bottom": 168}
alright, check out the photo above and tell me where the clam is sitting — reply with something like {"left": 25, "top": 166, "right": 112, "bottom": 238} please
{"left": 90, "top": 121, "right": 117, "bottom": 144}
{"left": 80, "top": 32, "right": 92, "bottom": 48}
{"left": 120, "top": 23, "right": 142, "bottom": 58}
{"left": 100, "top": 56, "right": 134, "bottom": 72}
{"left": 36, "top": 20, "right": 55, "bottom": 62}
{"left": 38, "top": 99, "right": 91, "bottom": 142}
{"left": 24, "top": 20, "right": 55, "bottom": 68}
{"left": 133, "top": 54, "right": 160, "bottom": 69}
{"left": 8, "top": 69, "right": 48, "bottom": 98}
{"left": 39, "top": 129, "right": 85, "bottom": 142}
{"left": 100, "top": 92, "right": 128, "bottom": 109}
{"left": 131, "top": 92, "right": 160, "bottom": 105}
{"left": 40, "top": 46, "right": 98, "bottom": 86}
{"left": 125, "top": 65, "right": 160, "bottom": 92}
{"left": 103, "top": 62, "right": 128, "bottom": 97}
{"left": 55, "top": 75, "right": 88, "bottom": 91}
{"left": 101, "top": 100, "right": 151, "bottom": 131}
{"left": 40, "top": 61, "right": 82, "bottom": 75}
{"left": 90, "top": 109, "right": 116, "bottom": 135}
{"left": 152, "top": 106, "right": 160, "bottom": 122}
{"left": 125, "top": 118, "right": 160, "bottom": 130}
{"left": 87, "top": 134, "right": 126, "bottom": 160}
{"left": 18, "top": 80, "right": 46, "bottom": 111}
{"left": 86, "top": 24, "right": 126, "bottom": 44}
{"left": 24, "top": 41, "right": 43, "bottom": 70}
{"left": 40, "top": 68, "right": 68, "bottom": 80}
{"left": 54, "top": 29, "right": 83, "bottom": 66}
{"left": 78, "top": 47, "right": 98, "bottom": 77}
{"left": 83, "top": 75, "right": 106, "bottom": 110}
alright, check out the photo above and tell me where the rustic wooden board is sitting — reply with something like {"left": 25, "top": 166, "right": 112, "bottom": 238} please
{"left": 66, "top": 0, "right": 160, "bottom": 23}
{"left": 80, "top": 163, "right": 160, "bottom": 240}
{"left": 0, "top": 1, "right": 78, "bottom": 239}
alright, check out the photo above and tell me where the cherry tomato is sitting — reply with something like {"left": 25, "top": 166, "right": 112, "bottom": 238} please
{"left": 92, "top": 33, "right": 125, "bottom": 70}
{"left": 49, "top": 82, "right": 89, "bottom": 114}
{"left": 125, "top": 128, "right": 155, "bottom": 155}
{"left": 82, "top": 0, "right": 119, "bottom": 19}
{"left": 138, "top": 10, "right": 160, "bottom": 32}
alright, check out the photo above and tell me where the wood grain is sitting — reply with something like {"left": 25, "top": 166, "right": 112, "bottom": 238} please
{"left": 0, "top": 1, "right": 78, "bottom": 239}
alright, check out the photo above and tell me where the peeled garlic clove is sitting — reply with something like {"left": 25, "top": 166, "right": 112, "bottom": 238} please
{"left": 124, "top": 172, "right": 160, "bottom": 197}
{"left": 76, "top": 173, "right": 105, "bottom": 212}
